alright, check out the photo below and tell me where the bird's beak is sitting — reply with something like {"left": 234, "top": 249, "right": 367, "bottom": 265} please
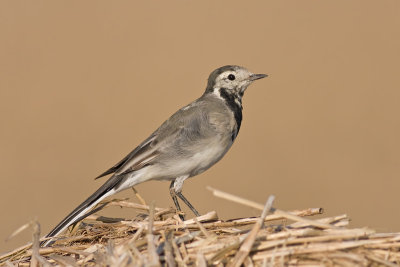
{"left": 249, "top": 73, "right": 268, "bottom": 81}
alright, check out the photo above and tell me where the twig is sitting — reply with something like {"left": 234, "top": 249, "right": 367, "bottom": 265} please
{"left": 207, "top": 186, "right": 265, "bottom": 210}
{"left": 208, "top": 187, "right": 334, "bottom": 229}
{"left": 162, "top": 231, "right": 176, "bottom": 267}
{"left": 132, "top": 187, "right": 147, "bottom": 206}
{"left": 194, "top": 218, "right": 213, "bottom": 239}
{"left": 31, "top": 221, "right": 50, "bottom": 267}
{"left": 228, "top": 195, "right": 275, "bottom": 267}
{"left": 183, "top": 211, "right": 218, "bottom": 225}
{"left": 146, "top": 201, "right": 160, "bottom": 267}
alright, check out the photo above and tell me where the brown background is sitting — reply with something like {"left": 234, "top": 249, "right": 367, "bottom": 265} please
{"left": 1, "top": 1, "right": 400, "bottom": 253}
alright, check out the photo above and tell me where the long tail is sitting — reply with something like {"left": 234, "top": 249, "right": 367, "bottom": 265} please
{"left": 41, "top": 175, "right": 125, "bottom": 247}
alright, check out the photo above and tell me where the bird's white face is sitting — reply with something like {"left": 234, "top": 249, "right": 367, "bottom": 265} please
{"left": 205, "top": 65, "right": 267, "bottom": 98}
{"left": 213, "top": 67, "right": 255, "bottom": 94}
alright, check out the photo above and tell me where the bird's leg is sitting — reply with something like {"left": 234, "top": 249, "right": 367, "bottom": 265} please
{"left": 171, "top": 176, "right": 201, "bottom": 218}
{"left": 169, "top": 180, "right": 184, "bottom": 220}
{"left": 176, "top": 192, "right": 200, "bottom": 217}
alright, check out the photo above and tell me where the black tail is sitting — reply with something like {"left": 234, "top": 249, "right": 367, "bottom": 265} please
{"left": 41, "top": 175, "right": 124, "bottom": 247}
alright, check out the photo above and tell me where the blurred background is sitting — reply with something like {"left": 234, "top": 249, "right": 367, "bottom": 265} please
{"left": 1, "top": 1, "right": 399, "bottom": 253}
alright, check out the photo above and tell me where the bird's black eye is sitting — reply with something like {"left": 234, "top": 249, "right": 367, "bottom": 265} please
{"left": 228, "top": 74, "right": 236, "bottom": 81}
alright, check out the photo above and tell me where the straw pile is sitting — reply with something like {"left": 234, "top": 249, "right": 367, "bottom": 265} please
{"left": 1, "top": 188, "right": 400, "bottom": 266}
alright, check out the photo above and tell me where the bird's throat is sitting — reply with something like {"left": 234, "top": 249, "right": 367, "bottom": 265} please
{"left": 218, "top": 88, "right": 243, "bottom": 140}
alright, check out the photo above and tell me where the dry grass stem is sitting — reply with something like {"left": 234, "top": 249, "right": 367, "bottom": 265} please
{"left": 146, "top": 201, "right": 160, "bottom": 266}
{"left": 132, "top": 187, "right": 147, "bottom": 206}
{"left": 1, "top": 189, "right": 400, "bottom": 266}
{"left": 228, "top": 195, "right": 275, "bottom": 267}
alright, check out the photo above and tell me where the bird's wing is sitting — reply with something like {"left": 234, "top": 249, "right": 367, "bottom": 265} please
{"left": 95, "top": 133, "right": 157, "bottom": 179}
{"left": 96, "top": 100, "right": 220, "bottom": 179}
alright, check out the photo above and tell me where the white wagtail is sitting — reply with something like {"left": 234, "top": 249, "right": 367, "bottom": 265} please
{"left": 42, "top": 65, "right": 267, "bottom": 246}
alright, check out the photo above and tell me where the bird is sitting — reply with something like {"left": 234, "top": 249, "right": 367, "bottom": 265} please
{"left": 41, "top": 65, "right": 267, "bottom": 247}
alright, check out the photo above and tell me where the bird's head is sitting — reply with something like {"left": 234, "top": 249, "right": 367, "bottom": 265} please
{"left": 206, "top": 65, "right": 267, "bottom": 96}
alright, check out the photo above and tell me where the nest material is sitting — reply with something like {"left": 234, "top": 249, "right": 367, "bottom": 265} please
{"left": 1, "top": 188, "right": 400, "bottom": 266}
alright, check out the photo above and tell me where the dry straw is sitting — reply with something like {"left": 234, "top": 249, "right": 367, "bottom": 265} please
{"left": 1, "top": 188, "right": 400, "bottom": 266}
